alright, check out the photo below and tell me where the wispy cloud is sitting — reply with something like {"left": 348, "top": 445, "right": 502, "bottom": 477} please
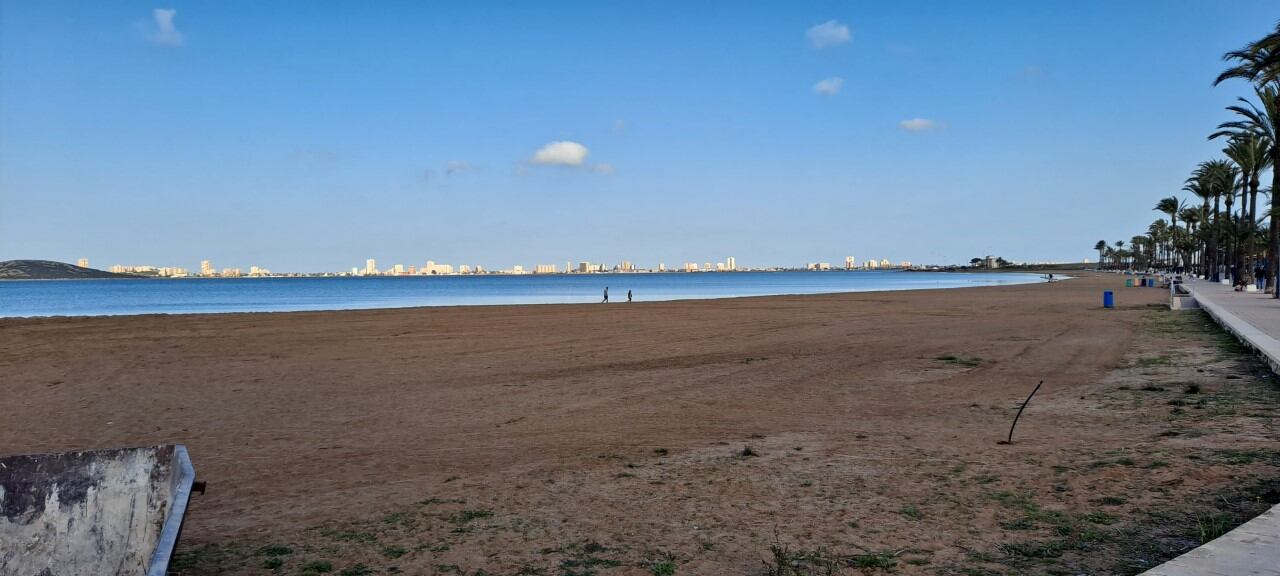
{"left": 806, "top": 20, "right": 850, "bottom": 49}
{"left": 899, "top": 118, "right": 939, "bottom": 132}
{"left": 445, "top": 160, "right": 476, "bottom": 175}
{"left": 612, "top": 119, "right": 626, "bottom": 134}
{"left": 812, "top": 76, "right": 844, "bottom": 96}
{"left": 149, "top": 8, "right": 183, "bottom": 46}
{"left": 530, "top": 141, "right": 589, "bottom": 167}
{"left": 592, "top": 163, "right": 616, "bottom": 175}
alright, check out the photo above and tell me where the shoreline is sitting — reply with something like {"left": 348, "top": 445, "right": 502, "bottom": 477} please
{"left": 0, "top": 270, "right": 1052, "bottom": 320}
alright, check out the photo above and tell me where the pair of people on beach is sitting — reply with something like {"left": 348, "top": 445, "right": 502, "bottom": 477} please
{"left": 601, "top": 287, "right": 631, "bottom": 303}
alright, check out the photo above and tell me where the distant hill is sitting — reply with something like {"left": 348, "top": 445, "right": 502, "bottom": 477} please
{"left": 0, "top": 260, "right": 137, "bottom": 280}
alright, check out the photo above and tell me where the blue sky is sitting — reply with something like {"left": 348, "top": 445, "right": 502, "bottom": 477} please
{"left": 1, "top": 1, "right": 1276, "bottom": 271}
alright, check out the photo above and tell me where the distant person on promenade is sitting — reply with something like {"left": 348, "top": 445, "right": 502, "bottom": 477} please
{"left": 627, "top": 289, "right": 633, "bottom": 302}
{"left": 602, "top": 286, "right": 609, "bottom": 303}
{"left": 1256, "top": 265, "right": 1266, "bottom": 291}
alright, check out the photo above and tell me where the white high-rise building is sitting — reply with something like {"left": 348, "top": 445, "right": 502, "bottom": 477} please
{"left": 726, "top": 256, "right": 736, "bottom": 271}
{"left": 365, "top": 259, "right": 377, "bottom": 275}
{"left": 845, "top": 256, "right": 856, "bottom": 269}
{"left": 201, "top": 260, "right": 214, "bottom": 276}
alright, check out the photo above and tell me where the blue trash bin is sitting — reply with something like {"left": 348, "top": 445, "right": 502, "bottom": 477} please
{"left": 1103, "top": 291, "right": 1114, "bottom": 308}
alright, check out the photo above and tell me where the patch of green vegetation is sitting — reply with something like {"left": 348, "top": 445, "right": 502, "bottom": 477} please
{"left": 999, "top": 539, "right": 1068, "bottom": 559}
{"left": 382, "top": 546, "right": 408, "bottom": 559}
{"left": 742, "top": 356, "right": 768, "bottom": 364}
{"left": 1218, "top": 449, "right": 1276, "bottom": 465}
{"left": 739, "top": 446, "right": 759, "bottom": 458}
{"left": 1139, "top": 384, "right": 1167, "bottom": 392}
{"left": 653, "top": 448, "right": 669, "bottom": 456}
{"left": 301, "top": 560, "right": 334, "bottom": 574}
{"left": 1183, "top": 383, "right": 1202, "bottom": 394}
{"left": 261, "top": 557, "right": 284, "bottom": 570}
{"left": 990, "top": 491, "right": 1036, "bottom": 510}
{"left": 849, "top": 551, "right": 898, "bottom": 570}
{"left": 1083, "top": 512, "right": 1117, "bottom": 525}
{"left": 646, "top": 551, "right": 678, "bottom": 575}
{"left": 320, "top": 528, "right": 377, "bottom": 544}
{"left": 899, "top": 504, "right": 923, "bottom": 520}
{"left": 761, "top": 542, "right": 842, "bottom": 576}
{"left": 1197, "top": 514, "right": 1231, "bottom": 543}
{"left": 1213, "top": 333, "right": 1249, "bottom": 355}
{"left": 936, "top": 355, "right": 982, "bottom": 367}
{"left": 168, "top": 543, "right": 249, "bottom": 573}
{"left": 382, "top": 511, "right": 407, "bottom": 524}
{"left": 1088, "top": 457, "right": 1136, "bottom": 469}
{"left": 256, "top": 544, "right": 294, "bottom": 557}
{"left": 956, "top": 568, "right": 1001, "bottom": 576}
{"left": 338, "top": 565, "right": 373, "bottom": 576}
{"left": 558, "top": 541, "right": 622, "bottom": 576}
{"left": 1095, "top": 496, "right": 1126, "bottom": 506}
{"left": 449, "top": 509, "right": 494, "bottom": 524}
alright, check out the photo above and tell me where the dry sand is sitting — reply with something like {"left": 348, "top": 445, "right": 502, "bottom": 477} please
{"left": 2, "top": 273, "right": 1277, "bottom": 574}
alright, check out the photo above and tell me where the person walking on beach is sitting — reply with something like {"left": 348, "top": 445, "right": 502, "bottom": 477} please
{"left": 602, "top": 286, "right": 609, "bottom": 303}
{"left": 627, "top": 289, "right": 633, "bottom": 302}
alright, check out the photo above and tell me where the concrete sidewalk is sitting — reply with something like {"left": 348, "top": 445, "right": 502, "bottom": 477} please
{"left": 1139, "top": 280, "right": 1280, "bottom": 576}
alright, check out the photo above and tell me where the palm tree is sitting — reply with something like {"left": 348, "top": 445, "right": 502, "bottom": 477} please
{"left": 1155, "top": 196, "right": 1184, "bottom": 230}
{"left": 1184, "top": 169, "right": 1215, "bottom": 276}
{"left": 1094, "top": 240, "right": 1107, "bottom": 269}
{"left": 1191, "top": 160, "right": 1237, "bottom": 280}
{"left": 1215, "top": 24, "right": 1280, "bottom": 294}
{"left": 1179, "top": 207, "right": 1203, "bottom": 270}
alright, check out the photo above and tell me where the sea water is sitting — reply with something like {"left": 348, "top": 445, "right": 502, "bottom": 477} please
{"left": 0, "top": 271, "right": 1047, "bottom": 318}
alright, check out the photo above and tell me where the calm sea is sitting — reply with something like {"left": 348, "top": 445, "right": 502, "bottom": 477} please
{"left": 0, "top": 271, "right": 1047, "bottom": 318}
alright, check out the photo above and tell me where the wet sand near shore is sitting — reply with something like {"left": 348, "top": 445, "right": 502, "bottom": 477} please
{"left": 3, "top": 273, "right": 1278, "bottom": 574}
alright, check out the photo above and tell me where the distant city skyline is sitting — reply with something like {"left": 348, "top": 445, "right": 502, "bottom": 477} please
{"left": 87, "top": 251, "right": 1083, "bottom": 278}
{"left": 3, "top": 2, "right": 1275, "bottom": 268}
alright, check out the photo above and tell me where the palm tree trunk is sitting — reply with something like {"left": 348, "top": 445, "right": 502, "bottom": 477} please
{"left": 1272, "top": 147, "right": 1279, "bottom": 296}
{"left": 1250, "top": 180, "right": 1259, "bottom": 282}
{"left": 1212, "top": 196, "right": 1221, "bottom": 281}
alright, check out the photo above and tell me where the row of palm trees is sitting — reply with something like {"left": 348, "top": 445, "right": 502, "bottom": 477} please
{"left": 1095, "top": 22, "right": 1280, "bottom": 298}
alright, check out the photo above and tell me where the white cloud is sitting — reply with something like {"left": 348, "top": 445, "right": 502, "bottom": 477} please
{"left": 812, "top": 76, "right": 844, "bottom": 96}
{"left": 806, "top": 20, "right": 850, "bottom": 49}
{"left": 530, "top": 141, "right": 589, "bottom": 166}
{"left": 899, "top": 118, "right": 939, "bottom": 132}
{"left": 150, "top": 9, "right": 183, "bottom": 46}
{"left": 592, "top": 163, "right": 615, "bottom": 175}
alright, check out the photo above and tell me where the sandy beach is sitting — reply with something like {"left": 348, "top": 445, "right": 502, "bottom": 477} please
{"left": 3, "top": 273, "right": 1278, "bottom": 574}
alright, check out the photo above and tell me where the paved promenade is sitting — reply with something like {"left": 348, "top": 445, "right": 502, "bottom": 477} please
{"left": 1141, "top": 279, "right": 1280, "bottom": 576}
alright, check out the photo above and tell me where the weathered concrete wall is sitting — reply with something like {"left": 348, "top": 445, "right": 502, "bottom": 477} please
{"left": 0, "top": 446, "right": 176, "bottom": 576}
